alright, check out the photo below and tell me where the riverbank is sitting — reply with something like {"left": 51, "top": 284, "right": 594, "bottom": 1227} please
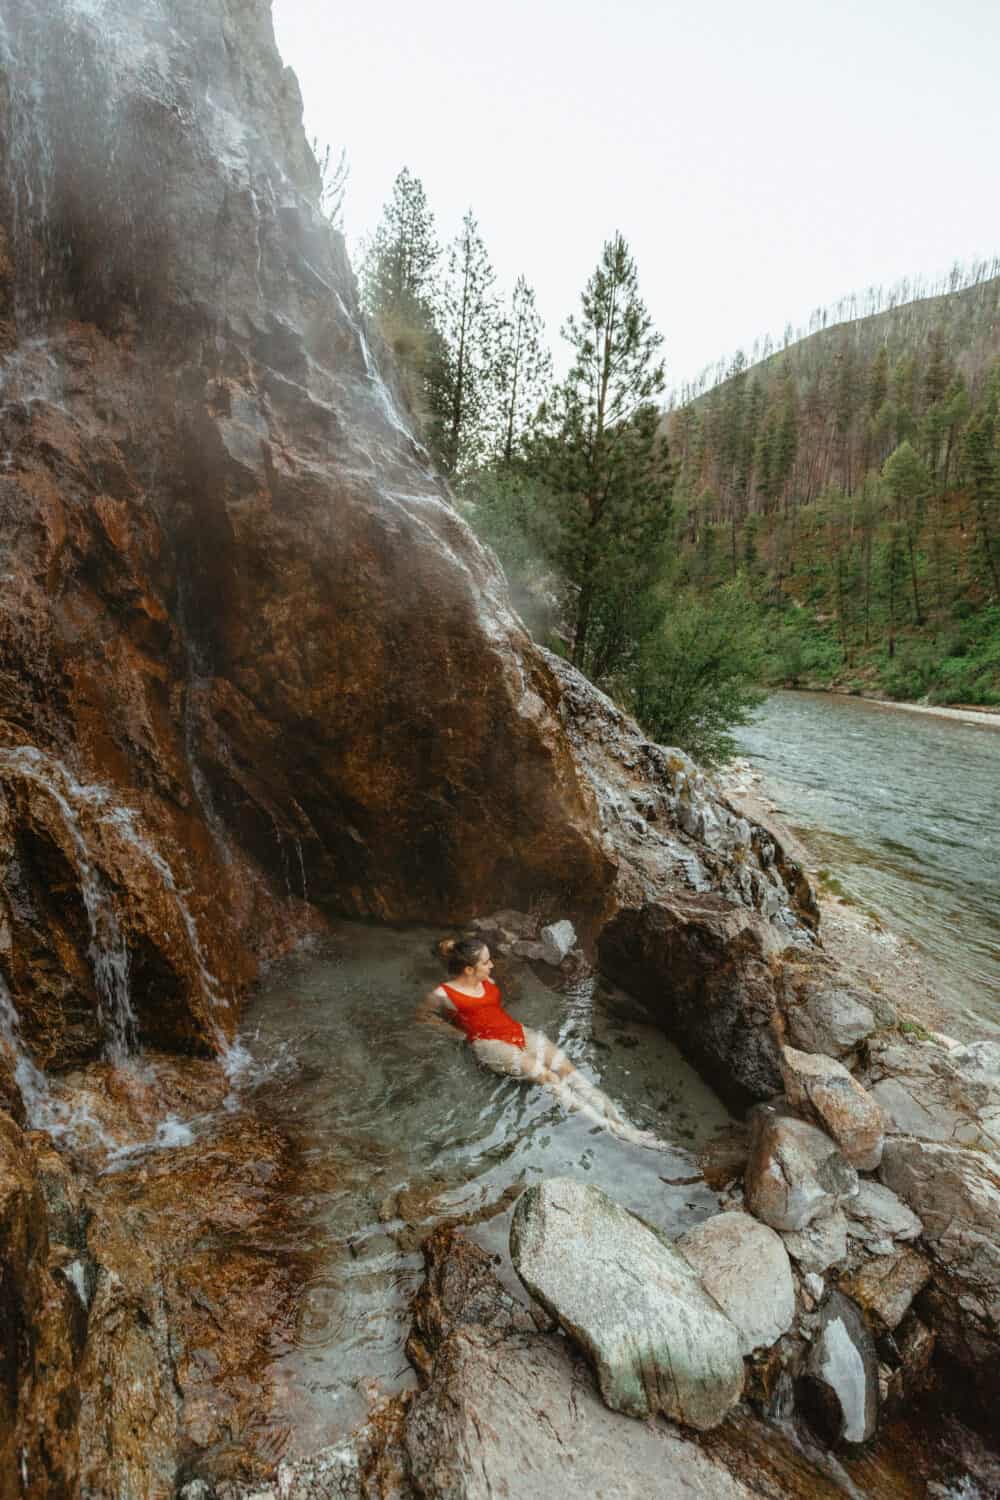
{"left": 772, "top": 686, "right": 1000, "bottom": 729}
{"left": 718, "top": 761, "right": 976, "bottom": 1041}
{"left": 857, "top": 696, "right": 1000, "bottom": 729}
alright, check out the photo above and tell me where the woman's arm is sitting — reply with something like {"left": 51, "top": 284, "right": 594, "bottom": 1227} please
{"left": 416, "top": 987, "right": 464, "bottom": 1038}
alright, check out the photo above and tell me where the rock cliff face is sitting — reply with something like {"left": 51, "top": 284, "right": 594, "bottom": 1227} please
{"left": 0, "top": 0, "right": 622, "bottom": 1072}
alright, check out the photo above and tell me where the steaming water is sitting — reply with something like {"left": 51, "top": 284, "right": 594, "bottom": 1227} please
{"left": 239, "top": 921, "right": 732, "bottom": 1457}
{"left": 734, "top": 693, "right": 1000, "bottom": 1034}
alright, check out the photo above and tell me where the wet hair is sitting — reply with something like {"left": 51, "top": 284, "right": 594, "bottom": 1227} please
{"left": 434, "top": 934, "right": 487, "bottom": 976}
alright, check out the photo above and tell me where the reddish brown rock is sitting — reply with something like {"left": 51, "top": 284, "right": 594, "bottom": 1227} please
{"left": 0, "top": 1114, "right": 83, "bottom": 1500}
{"left": 598, "top": 894, "right": 787, "bottom": 1108}
{"left": 781, "top": 1044, "right": 886, "bottom": 1171}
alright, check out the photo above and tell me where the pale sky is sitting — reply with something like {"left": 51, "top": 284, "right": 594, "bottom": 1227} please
{"left": 272, "top": 0, "right": 1000, "bottom": 392}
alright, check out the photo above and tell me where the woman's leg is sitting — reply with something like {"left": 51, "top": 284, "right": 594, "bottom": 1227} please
{"left": 519, "top": 1030, "right": 666, "bottom": 1149}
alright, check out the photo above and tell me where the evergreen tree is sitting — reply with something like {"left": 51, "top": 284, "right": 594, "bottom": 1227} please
{"left": 425, "top": 210, "right": 498, "bottom": 477}
{"left": 531, "top": 233, "right": 671, "bottom": 677}
{"left": 361, "top": 167, "right": 439, "bottom": 320}
{"left": 360, "top": 168, "right": 441, "bottom": 415}
{"left": 962, "top": 409, "right": 1000, "bottom": 599}
{"left": 492, "top": 275, "right": 551, "bottom": 467}
{"left": 883, "top": 441, "right": 931, "bottom": 624}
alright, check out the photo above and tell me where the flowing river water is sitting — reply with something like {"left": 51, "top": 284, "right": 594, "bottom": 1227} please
{"left": 238, "top": 921, "right": 731, "bottom": 1457}
{"left": 734, "top": 692, "right": 1000, "bottom": 1036}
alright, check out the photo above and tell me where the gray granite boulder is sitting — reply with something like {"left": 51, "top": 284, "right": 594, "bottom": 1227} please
{"left": 786, "top": 983, "right": 877, "bottom": 1059}
{"left": 802, "top": 1291, "right": 879, "bottom": 1446}
{"left": 782, "top": 1209, "right": 848, "bottom": 1275}
{"left": 539, "top": 919, "right": 577, "bottom": 965}
{"left": 845, "top": 1180, "right": 922, "bottom": 1255}
{"left": 676, "top": 1211, "right": 795, "bottom": 1355}
{"left": 781, "top": 1045, "right": 885, "bottom": 1171}
{"left": 745, "top": 1109, "right": 858, "bottom": 1233}
{"left": 867, "top": 1034, "right": 1000, "bottom": 1152}
{"left": 510, "top": 1179, "right": 744, "bottom": 1429}
{"left": 404, "top": 1324, "right": 757, "bottom": 1500}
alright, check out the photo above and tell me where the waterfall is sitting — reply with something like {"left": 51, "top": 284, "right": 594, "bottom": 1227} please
{"left": 0, "top": 747, "right": 138, "bottom": 1060}
{"left": 0, "top": 746, "right": 226, "bottom": 1057}
{"left": 0, "top": 969, "right": 54, "bottom": 1127}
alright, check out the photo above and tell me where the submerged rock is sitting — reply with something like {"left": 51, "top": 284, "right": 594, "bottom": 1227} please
{"left": 780, "top": 1044, "right": 886, "bottom": 1170}
{"left": 745, "top": 1109, "right": 858, "bottom": 1233}
{"left": 509, "top": 1178, "right": 744, "bottom": 1428}
{"left": 676, "top": 1210, "right": 796, "bottom": 1355}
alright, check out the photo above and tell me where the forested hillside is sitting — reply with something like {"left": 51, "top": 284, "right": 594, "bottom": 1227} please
{"left": 668, "top": 267, "right": 1000, "bottom": 703}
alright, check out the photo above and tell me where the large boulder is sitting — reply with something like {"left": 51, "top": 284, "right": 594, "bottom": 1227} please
{"left": 597, "top": 895, "right": 787, "bottom": 1108}
{"left": 866, "top": 1034, "right": 1000, "bottom": 1152}
{"left": 509, "top": 1179, "right": 744, "bottom": 1428}
{"left": 780, "top": 1044, "right": 886, "bottom": 1171}
{"left": 745, "top": 1109, "right": 858, "bottom": 1233}
{"left": 800, "top": 1292, "right": 879, "bottom": 1447}
{"left": 879, "top": 1136, "right": 1000, "bottom": 1406}
{"left": 784, "top": 980, "right": 878, "bottom": 1060}
{"left": 675, "top": 1211, "right": 795, "bottom": 1355}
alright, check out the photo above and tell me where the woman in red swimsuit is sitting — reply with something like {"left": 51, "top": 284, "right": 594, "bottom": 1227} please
{"left": 418, "top": 935, "right": 664, "bottom": 1150}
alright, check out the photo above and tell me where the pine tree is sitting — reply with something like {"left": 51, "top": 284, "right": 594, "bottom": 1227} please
{"left": 962, "top": 408, "right": 1000, "bottom": 600}
{"left": 360, "top": 168, "right": 441, "bottom": 417}
{"left": 492, "top": 276, "right": 551, "bottom": 467}
{"left": 425, "top": 211, "right": 498, "bottom": 477}
{"left": 883, "top": 441, "right": 931, "bottom": 624}
{"left": 361, "top": 167, "right": 439, "bottom": 321}
{"left": 531, "top": 232, "right": 671, "bottom": 677}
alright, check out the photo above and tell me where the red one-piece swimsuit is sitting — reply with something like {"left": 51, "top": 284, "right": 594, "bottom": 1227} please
{"left": 439, "top": 978, "right": 525, "bottom": 1049}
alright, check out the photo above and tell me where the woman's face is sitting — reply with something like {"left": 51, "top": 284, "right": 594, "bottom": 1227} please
{"left": 465, "top": 946, "right": 494, "bottom": 983}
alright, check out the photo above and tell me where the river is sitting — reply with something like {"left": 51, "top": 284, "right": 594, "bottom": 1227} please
{"left": 733, "top": 692, "right": 1000, "bottom": 1036}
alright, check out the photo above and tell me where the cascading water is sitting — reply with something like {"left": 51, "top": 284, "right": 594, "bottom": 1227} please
{"left": 0, "top": 968, "right": 55, "bottom": 1127}
{"left": 0, "top": 747, "right": 138, "bottom": 1060}
{"left": 0, "top": 745, "right": 227, "bottom": 1053}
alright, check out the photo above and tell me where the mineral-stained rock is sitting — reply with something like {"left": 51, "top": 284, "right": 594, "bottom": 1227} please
{"left": 780, "top": 1044, "right": 886, "bottom": 1170}
{"left": 879, "top": 1139, "right": 1000, "bottom": 1297}
{"left": 510, "top": 1178, "right": 744, "bottom": 1427}
{"left": 676, "top": 1210, "right": 796, "bottom": 1355}
{"left": 839, "top": 1247, "right": 930, "bottom": 1332}
{"left": 0, "top": 1113, "right": 83, "bottom": 1499}
{"left": 406, "top": 1226, "right": 540, "bottom": 1384}
{"left": 598, "top": 896, "right": 787, "bottom": 1108}
{"left": 801, "top": 1292, "right": 879, "bottom": 1446}
{"left": 782, "top": 1209, "right": 849, "bottom": 1275}
{"left": 745, "top": 1108, "right": 858, "bottom": 1233}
